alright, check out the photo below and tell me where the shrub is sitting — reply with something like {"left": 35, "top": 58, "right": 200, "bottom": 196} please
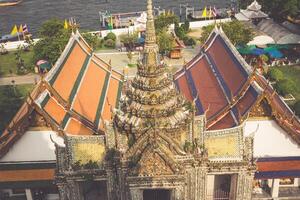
{"left": 104, "top": 32, "right": 117, "bottom": 41}
{"left": 183, "top": 36, "right": 196, "bottom": 46}
{"left": 104, "top": 39, "right": 116, "bottom": 48}
{"left": 275, "top": 79, "right": 296, "bottom": 96}
{"left": 181, "top": 20, "right": 190, "bottom": 32}
{"left": 268, "top": 68, "right": 284, "bottom": 82}
{"left": 174, "top": 22, "right": 186, "bottom": 40}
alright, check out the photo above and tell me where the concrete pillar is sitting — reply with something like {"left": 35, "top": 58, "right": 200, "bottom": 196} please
{"left": 25, "top": 189, "right": 33, "bottom": 200}
{"left": 267, "top": 179, "right": 273, "bottom": 188}
{"left": 271, "top": 179, "right": 280, "bottom": 199}
{"left": 296, "top": 178, "right": 300, "bottom": 187}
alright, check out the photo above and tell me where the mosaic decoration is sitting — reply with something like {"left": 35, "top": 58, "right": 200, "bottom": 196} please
{"left": 67, "top": 135, "right": 106, "bottom": 165}
{"left": 204, "top": 126, "right": 243, "bottom": 161}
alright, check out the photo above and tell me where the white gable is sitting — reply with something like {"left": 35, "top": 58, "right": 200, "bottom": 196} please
{"left": 244, "top": 120, "right": 300, "bottom": 158}
{"left": 0, "top": 131, "right": 64, "bottom": 162}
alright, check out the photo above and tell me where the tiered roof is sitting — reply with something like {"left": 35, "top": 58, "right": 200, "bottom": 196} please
{"left": 174, "top": 27, "right": 300, "bottom": 143}
{"left": 235, "top": 0, "right": 268, "bottom": 21}
{"left": 114, "top": 0, "right": 190, "bottom": 136}
{"left": 0, "top": 31, "right": 123, "bottom": 157}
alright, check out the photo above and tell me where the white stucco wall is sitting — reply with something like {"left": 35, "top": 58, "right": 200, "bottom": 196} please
{"left": 244, "top": 120, "right": 300, "bottom": 158}
{"left": 0, "top": 131, "right": 64, "bottom": 162}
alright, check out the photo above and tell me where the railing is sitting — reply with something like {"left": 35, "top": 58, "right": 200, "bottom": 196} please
{"left": 207, "top": 190, "right": 230, "bottom": 200}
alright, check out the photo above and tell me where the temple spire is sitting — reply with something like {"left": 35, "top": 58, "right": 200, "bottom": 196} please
{"left": 142, "top": 0, "right": 160, "bottom": 73}
{"left": 145, "top": 0, "right": 157, "bottom": 45}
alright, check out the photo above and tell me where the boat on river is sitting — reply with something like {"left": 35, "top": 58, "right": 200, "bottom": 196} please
{"left": 0, "top": 0, "right": 22, "bottom": 7}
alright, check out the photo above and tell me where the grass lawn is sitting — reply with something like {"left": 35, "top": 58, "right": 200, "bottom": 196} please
{"left": 274, "top": 65, "right": 300, "bottom": 102}
{"left": 0, "top": 84, "right": 34, "bottom": 133}
{"left": 0, "top": 50, "right": 35, "bottom": 77}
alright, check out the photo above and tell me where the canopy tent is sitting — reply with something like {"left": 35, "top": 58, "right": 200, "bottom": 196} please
{"left": 247, "top": 35, "right": 275, "bottom": 46}
{"left": 36, "top": 60, "right": 51, "bottom": 70}
{"left": 257, "top": 19, "right": 300, "bottom": 44}
{"left": 264, "top": 48, "right": 283, "bottom": 58}
{"left": 237, "top": 45, "right": 256, "bottom": 55}
{"left": 251, "top": 48, "right": 265, "bottom": 55}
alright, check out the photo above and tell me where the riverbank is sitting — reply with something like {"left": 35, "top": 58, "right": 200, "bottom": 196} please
{"left": 2, "top": 18, "right": 231, "bottom": 51}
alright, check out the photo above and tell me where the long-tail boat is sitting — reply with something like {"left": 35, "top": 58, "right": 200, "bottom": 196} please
{"left": 0, "top": 0, "right": 22, "bottom": 7}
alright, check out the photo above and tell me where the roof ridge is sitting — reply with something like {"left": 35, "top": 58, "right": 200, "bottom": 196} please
{"left": 45, "top": 32, "right": 77, "bottom": 83}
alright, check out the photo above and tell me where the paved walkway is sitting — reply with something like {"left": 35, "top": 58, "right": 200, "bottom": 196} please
{"left": 96, "top": 47, "right": 199, "bottom": 77}
{"left": 0, "top": 48, "right": 199, "bottom": 86}
{"left": 0, "top": 74, "right": 40, "bottom": 86}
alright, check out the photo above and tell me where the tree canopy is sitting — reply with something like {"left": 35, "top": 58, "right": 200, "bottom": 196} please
{"left": 200, "top": 20, "right": 254, "bottom": 46}
{"left": 157, "top": 28, "right": 174, "bottom": 55}
{"left": 154, "top": 13, "right": 179, "bottom": 33}
{"left": 33, "top": 19, "right": 71, "bottom": 65}
{"left": 239, "top": 0, "right": 300, "bottom": 21}
{"left": 120, "top": 32, "right": 139, "bottom": 51}
{"left": 33, "top": 19, "right": 103, "bottom": 66}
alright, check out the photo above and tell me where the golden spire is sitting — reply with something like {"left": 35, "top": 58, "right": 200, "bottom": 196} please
{"left": 142, "top": 0, "right": 160, "bottom": 72}
{"left": 145, "top": 0, "right": 157, "bottom": 45}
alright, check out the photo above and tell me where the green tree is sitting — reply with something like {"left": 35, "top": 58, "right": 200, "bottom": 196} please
{"left": 154, "top": 14, "right": 179, "bottom": 33}
{"left": 82, "top": 32, "right": 100, "bottom": 49}
{"left": 157, "top": 29, "right": 174, "bottom": 55}
{"left": 259, "top": 0, "right": 299, "bottom": 20}
{"left": 182, "top": 20, "right": 190, "bottom": 33}
{"left": 200, "top": 21, "right": 254, "bottom": 46}
{"left": 33, "top": 19, "right": 71, "bottom": 65}
{"left": 120, "top": 32, "right": 138, "bottom": 51}
{"left": 267, "top": 68, "right": 284, "bottom": 82}
{"left": 275, "top": 79, "right": 296, "bottom": 96}
{"left": 0, "top": 85, "right": 23, "bottom": 132}
{"left": 174, "top": 22, "right": 186, "bottom": 40}
{"left": 104, "top": 32, "right": 117, "bottom": 41}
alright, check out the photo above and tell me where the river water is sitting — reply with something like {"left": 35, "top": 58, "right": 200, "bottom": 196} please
{"left": 0, "top": 0, "right": 231, "bottom": 36}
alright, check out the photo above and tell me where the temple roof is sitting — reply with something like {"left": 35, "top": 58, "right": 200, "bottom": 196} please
{"left": 235, "top": 0, "right": 268, "bottom": 21}
{"left": 174, "top": 27, "right": 300, "bottom": 143}
{"left": 247, "top": 0, "right": 262, "bottom": 11}
{"left": 0, "top": 31, "right": 123, "bottom": 158}
{"left": 36, "top": 31, "right": 123, "bottom": 134}
{"left": 174, "top": 27, "right": 261, "bottom": 130}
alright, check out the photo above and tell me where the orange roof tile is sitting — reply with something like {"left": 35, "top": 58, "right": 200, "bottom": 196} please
{"left": 0, "top": 169, "right": 54, "bottom": 182}
{"left": 71, "top": 60, "right": 108, "bottom": 122}
{"left": 64, "top": 117, "right": 94, "bottom": 135}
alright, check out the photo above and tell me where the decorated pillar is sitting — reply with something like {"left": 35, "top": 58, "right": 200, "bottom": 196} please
{"left": 66, "top": 180, "right": 83, "bottom": 200}
{"left": 130, "top": 188, "right": 143, "bottom": 200}
{"left": 236, "top": 171, "right": 254, "bottom": 200}
{"left": 195, "top": 167, "right": 207, "bottom": 200}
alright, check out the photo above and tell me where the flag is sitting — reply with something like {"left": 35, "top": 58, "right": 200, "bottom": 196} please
{"left": 212, "top": 6, "right": 218, "bottom": 17}
{"left": 10, "top": 25, "right": 18, "bottom": 35}
{"left": 23, "top": 24, "right": 29, "bottom": 33}
{"left": 108, "top": 15, "right": 113, "bottom": 30}
{"left": 19, "top": 24, "right": 23, "bottom": 33}
{"left": 209, "top": 6, "right": 212, "bottom": 18}
{"left": 202, "top": 7, "right": 207, "bottom": 18}
{"left": 64, "top": 19, "right": 69, "bottom": 29}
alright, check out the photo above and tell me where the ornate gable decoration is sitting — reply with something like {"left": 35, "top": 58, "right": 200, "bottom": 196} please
{"left": 204, "top": 125, "right": 244, "bottom": 162}
{"left": 66, "top": 135, "right": 106, "bottom": 166}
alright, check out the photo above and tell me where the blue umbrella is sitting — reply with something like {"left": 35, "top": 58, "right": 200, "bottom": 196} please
{"left": 265, "top": 49, "right": 283, "bottom": 58}
{"left": 251, "top": 48, "right": 265, "bottom": 56}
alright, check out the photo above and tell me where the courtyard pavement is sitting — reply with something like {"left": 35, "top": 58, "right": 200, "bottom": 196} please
{"left": 0, "top": 48, "right": 200, "bottom": 86}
